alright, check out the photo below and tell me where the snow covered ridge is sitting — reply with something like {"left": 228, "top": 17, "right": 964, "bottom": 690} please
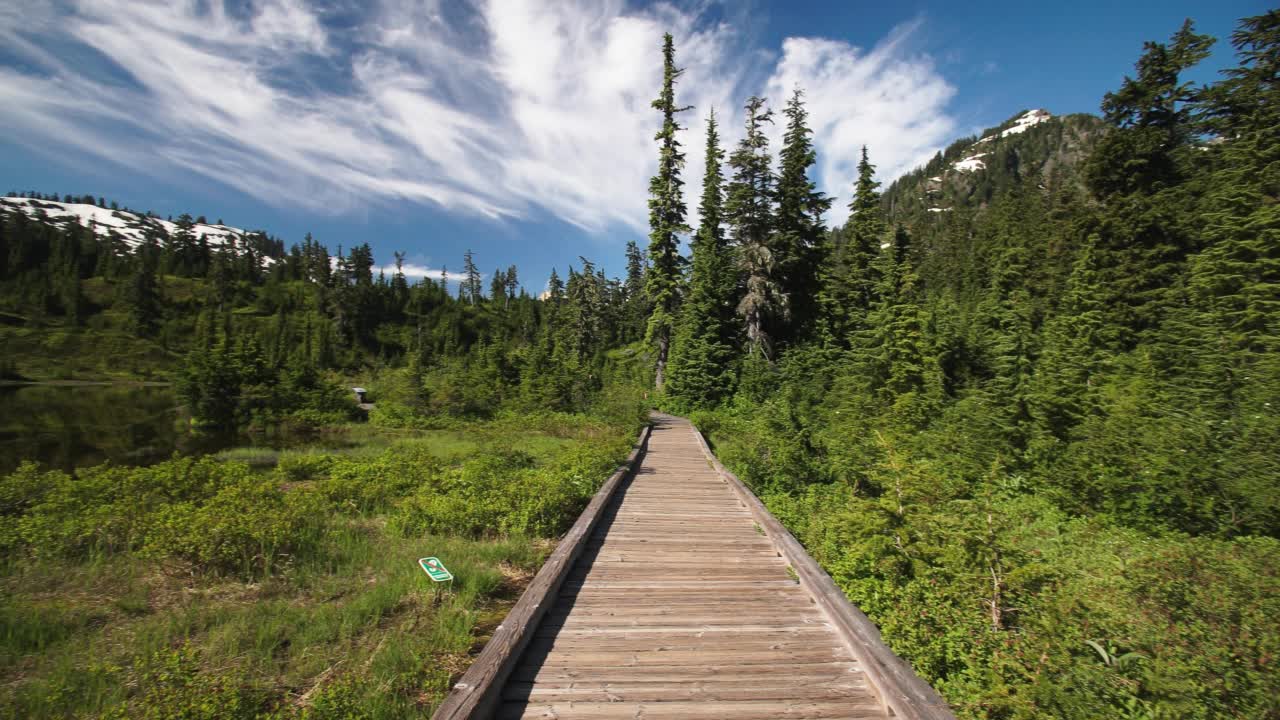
{"left": 920, "top": 109, "right": 1054, "bottom": 213}
{"left": 948, "top": 109, "right": 1053, "bottom": 175}
{"left": 981, "top": 108, "right": 1052, "bottom": 142}
{"left": 1, "top": 196, "right": 251, "bottom": 250}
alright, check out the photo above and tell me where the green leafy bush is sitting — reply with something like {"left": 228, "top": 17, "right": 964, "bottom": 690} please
{"left": 316, "top": 448, "right": 445, "bottom": 514}
{"left": 106, "top": 645, "right": 267, "bottom": 720}
{"left": 3, "top": 458, "right": 327, "bottom": 578}
{"left": 390, "top": 439, "right": 628, "bottom": 539}
{"left": 143, "top": 479, "right": 326, "bottom": 577}
{"left": 700, "top": 406, "right": 1280, "bottom": 720}
{"left": 275, "top": 451, "right": 336, "bottom": 481}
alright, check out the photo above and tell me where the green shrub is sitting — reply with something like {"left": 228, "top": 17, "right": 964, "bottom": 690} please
{"left": 0, "top": 462, "right": 54, "bottom": 550}
{"left": 276, "top": 451, "right": 336, "bottom": 481}
{"left": 18, "top": 463, "right": 148, "bottom": 556}
{"left": 0, "top": 461, "right": 53, "bottom": 516}
{"left": 143, "top": 480, "right": 326, "bottom": 577}
{"left": 106, "top": 644, "right": 267, "bottom": 720}
{"left": 12, "top": 457, "right": 248, "bottom": 557}
{"left": 367, "top": 400, "right": 430, "bottom": 429}
{"left": 389, "top": 441, "right": 628, "bottom": 540}
{"left": 317, "top": 448, "right": 445, "bottom": 514}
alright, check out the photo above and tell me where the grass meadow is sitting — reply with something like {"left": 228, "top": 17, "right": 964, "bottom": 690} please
{"left": 0, "top": 411, "right": 637, "bottom": 719}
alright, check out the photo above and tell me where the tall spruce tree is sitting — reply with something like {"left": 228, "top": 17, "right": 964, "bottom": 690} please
{"left": 774, "top": 88, "right": 832, "bottom": 344}
{"left": 726, "top": 96, "right": 779, "bottom": 362}
{"left": 1086, "top": 20, "right": 1215, "bottom": 344}
{"left": 622, "top": 240, "right": 648, "bottom": 343}
{"left": 978, "top": 190, "right": 1042, "bottom": 450}
{"left": 821, "top": 146, "right": 886, "bottom": 346}
{"left": 1032, "top": 233, "right": 1109, "bottom": 440}
{"left": 128, "top": 234, "right": 162, "bottom": 337}
{"left": 462, "top": 249, "right": 482, "bottom": 305}
{"left": 644, "top": 32, "right": 691, "bottom": 391}
{"left": 1192, "top": 10, "right": 1280, "bottom": 354}
{"left": 862, "top": 225, "right": 930, "bottom": 404}
{"left": 666, "top": 109, "right": 736, "bottom": 409}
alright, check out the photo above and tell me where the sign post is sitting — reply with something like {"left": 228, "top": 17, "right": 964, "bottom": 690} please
{"left": 419, "top": 556, "right": 454, "bottom": 583}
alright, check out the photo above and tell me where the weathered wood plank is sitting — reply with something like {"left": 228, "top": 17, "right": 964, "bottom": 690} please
{"left": 534, "top": 623, "right": 832, "bottom": 636}
{"left": 540, "top": 613, "right": 827, "bottom": 629}
{"left": 436, "top": 412, "right": 952, "bottom": 720}
{"left": 509, "top": 661, "right": 864, "bottom": 683}
{"left": 548, "top": 599, "right": 814, "bottom": 612}
{"left": 525, "top": 636, "right": 843, "bottom": 653}
{"left": 502, "top": 681, "right": 873, "bottom": 703}
{"left": 686, "top": 416, "right": 956, "bottom": 720}
{"left": 429, "top": 425, "right": 652, "bottom": 720}
{"left": 529, "top": 622, "right": 829, "bottom": 638}
{"left": 496, "top": 699, "right": 888, "bottom": 720}
{"left": 560, "top": 573, "right": 798, "bottom": 586}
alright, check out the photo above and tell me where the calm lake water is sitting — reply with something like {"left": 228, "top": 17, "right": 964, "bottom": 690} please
{"left": 0, "top": 384, "right": 221, "bottom": 474}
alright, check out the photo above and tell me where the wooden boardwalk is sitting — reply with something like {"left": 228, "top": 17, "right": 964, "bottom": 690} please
{"left": 434, "top": 414, "right": 952, "bottom": 720}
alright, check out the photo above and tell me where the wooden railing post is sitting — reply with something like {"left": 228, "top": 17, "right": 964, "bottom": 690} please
{"left": 687, "top": 419, "right": 957, "bottom": 720}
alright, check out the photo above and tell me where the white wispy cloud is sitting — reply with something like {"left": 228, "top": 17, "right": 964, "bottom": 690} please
{"left": 376, "top": 262, "right": 471, "bottom": 283}
{"left": 0, "top": 0, "right": 958, "bottom": 234}
{"left": 762, "top": 21, "right": 957, "bottom": 225}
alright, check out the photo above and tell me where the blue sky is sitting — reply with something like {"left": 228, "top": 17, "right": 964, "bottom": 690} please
{"left": 0, "top": 0, "right": 1267, "bottom": 290}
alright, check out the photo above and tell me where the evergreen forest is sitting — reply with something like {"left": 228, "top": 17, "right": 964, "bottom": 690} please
{"left": 0, "top": 9, "right": 1277, "bottom": 720}
{"left": 651, "top": 14, "right": 1280, "bottom": 719}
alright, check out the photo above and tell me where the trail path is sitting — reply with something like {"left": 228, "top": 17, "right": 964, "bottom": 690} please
{"left": 495, "top": 414, "right": 891, "bottom": 719}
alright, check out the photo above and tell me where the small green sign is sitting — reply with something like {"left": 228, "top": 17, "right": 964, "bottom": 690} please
{"left": 418, "top": 557, "right": 453, "bottom": 582}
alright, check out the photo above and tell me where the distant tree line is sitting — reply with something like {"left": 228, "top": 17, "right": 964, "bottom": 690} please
{"left": 1, "top": 190, "right": 655, "bottom": 423}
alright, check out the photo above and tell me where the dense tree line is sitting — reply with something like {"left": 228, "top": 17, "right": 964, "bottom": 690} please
{"left": 648, "top": 10, "right": 1278, "bottom": 537}
{"left": 646, "top": 13, "right": 1279, "bottom": 718}
{"left": 2, "top": 12, "right": 1276, "bottom": 716}
{"left": 1, "top": 195, "right": 651, "bottom": 425}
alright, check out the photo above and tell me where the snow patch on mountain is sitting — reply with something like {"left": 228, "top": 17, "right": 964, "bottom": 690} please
{"left": 972, "top": 109, "right": 1052, "bottom": 146}
{"left": 994, "top": 108, "right": 1052, "bottom": 138}
{"left": 0, "top": 196, "right": 275, "bottom": 266}
{"left": 0, "top": 196, "right": 249, "bottom": 249}
{"left": 953, "top": 154, "right": 988, "bottom": 172}
{"left": 948, "top": 109, "right": 1053, "bottom": 175}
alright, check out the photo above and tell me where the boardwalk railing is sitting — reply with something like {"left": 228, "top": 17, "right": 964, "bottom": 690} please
{"left": 433, "top": 413, "right": 953, "bottom": 720}
{"left": 688, "top": 421, "right": 955, "bottom": 720}
{"left": 432, "top": 424, "right": 652, "bottom": 720}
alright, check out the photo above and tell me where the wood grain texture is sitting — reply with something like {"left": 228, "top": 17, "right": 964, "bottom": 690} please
{"left": 435, "top": 413, "right": 952, "bottom": 720}
{"left": 486, "top": 415, "right": 889, "bottom": 720}
{"left": 430, "top": 424, "right": 652, "bottom": 720}
{"left": 686, "top": 414, "right": 957, "bottom": 720}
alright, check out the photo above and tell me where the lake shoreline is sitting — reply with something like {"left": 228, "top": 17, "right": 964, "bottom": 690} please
{"left": 0, "top": 380, "right": 172, "bottom": 387}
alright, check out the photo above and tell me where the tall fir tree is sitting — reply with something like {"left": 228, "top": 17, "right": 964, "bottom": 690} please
{"left": 666, "top": 109, "right": 737, "bottom": 409}
{"left": 622, "top": 240, "right": 648, "bottom": 343}
{"left": 644, "top": 32, "right": 691, "bottom": 392}
{"left": 865, "top": 226, "right": 927, "bottom": 398}
{"left": 462, "top": 249, "right": 482, "bottom": 305}
{"left": 1191, "top": 10, "right": 1280, "bottom": 354}
{"left": 977, "top": 190, "right": 1042, "bottom": 450}
{"left": 821, "top": 146, "right": 886, "bottom": 346}
{"left": 128, "top": 234, "right": 162, "bottom": 337}
{"left": 1032, "top": 233, "right": 1109, "bottom": 440}
{"left": 773, "top": 87, "right": 832, "bottom": 345}
{"left": 1086, "top": 20, "right": 1215, "bottom": 345}
{"left": 726, "top": 96, "right": 779, "bottom": 362}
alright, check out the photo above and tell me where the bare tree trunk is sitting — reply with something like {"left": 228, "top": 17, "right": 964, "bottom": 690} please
{"left": 987, "top": 511, "right": 1004, "bottom": 631}
{"left": 654, "top": 331, "right": 669, "bottom": 392}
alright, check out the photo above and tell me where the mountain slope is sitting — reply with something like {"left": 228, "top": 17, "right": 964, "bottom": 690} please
{"left": 882, "top": 109, "right": 1106, "bottom": 223}
{"left": 0, "top": 196, "right": 281, "bottom": 263}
